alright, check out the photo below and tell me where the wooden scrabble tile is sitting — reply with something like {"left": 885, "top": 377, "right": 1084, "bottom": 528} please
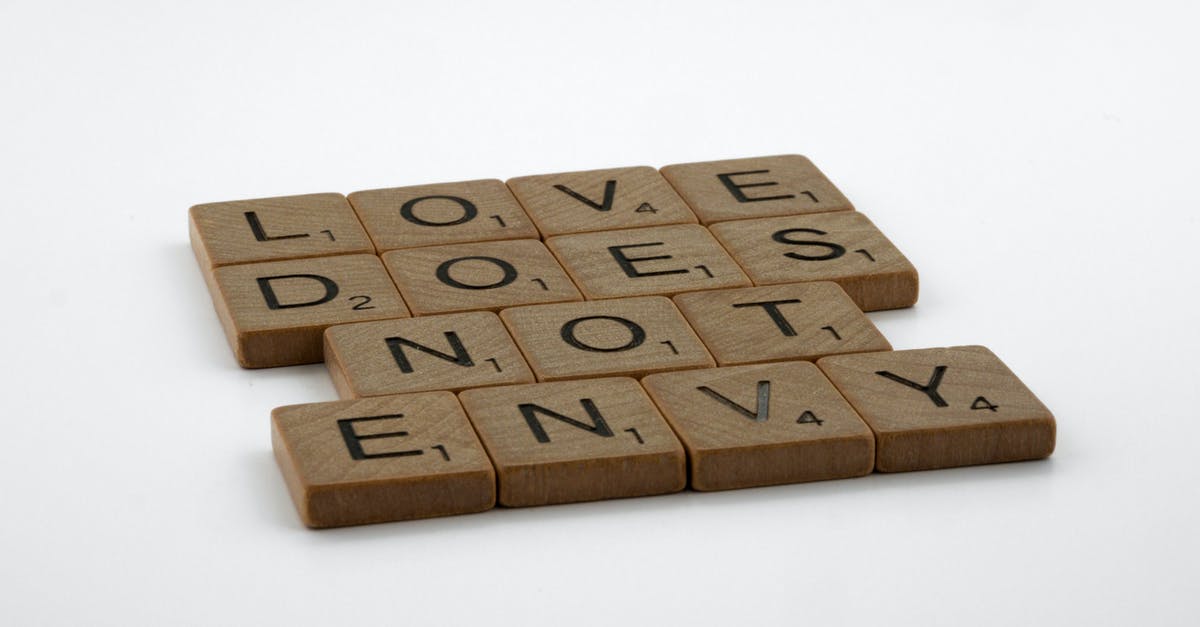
{"left": 546, "top": 224, "right": 750, "bottom": 299}
{"left": 660, "top": 155, "right": 853, "bottom": 224}
{"left": 380, "top": 239, "right": 582, "bottom": 316}
{"left": 206, "top": 254, "right": 409, "bottom": 368}
{"left": 709, "top": 211, "right": 918, "bottom": 311}
{"left": 672, "top": 282, "right": 892, "bottom": 366}
{"left": 500, "top": 296, "right": 714, "bottom": 381}
{"left": 458, "top": 378, "right": 686, "bottom": 506}
{"left": 189, "top": 192, "right": 374, "bottom": 267}
{"left": 324, "top": 311, "right": 534, "bottom": 398}
{"left": 348, "top": 179, "right": 539, "bottom": 252}
{"left": 818, "top": 346, "right": 1056, "bottom": 472}
{"left": 506, "top": 166, "right": 697, "bottom": 236}
{"left": 272, "top": 392, "right": 496, "bottom": 528}
{"left": 641, "top": 361, "right": 875, "bottom": 491}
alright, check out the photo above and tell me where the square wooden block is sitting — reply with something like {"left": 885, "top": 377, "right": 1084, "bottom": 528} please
{"left": 660, "top": 154, "right": 853, "bottom": 224}
{"left": 458, "top": 378, "right": 686, "bottom": 507}
{"left": 546, "top": 224, "right": 750, "bottom": 299}
{"left": 641, "top": 361, "right": 875, "bottom": 491}
{"left": 324, "top": 311, "right": 534, "bottom": 398}
{"left": 189, "top": 192, "right": 374, "bottom": 267}
{"left": 348, "top": 179, "right": 539, "bottom": 252}
{"left": 272, "top": 392, "right": 496, "bottom": 528}
{"left": 205, "top": 254, "right": 409, "bottom": 368}
{"left": 672, "top": 282, "right": 892, "bottom": 366}
{"left": 507, "top": 166, "right": 697, "bottom": 236}
{"left": 380, "top": 239, "right": 582, "bottom": 316}
{"left": 710, "top": 211, "right": 918, "bottom": 311}
{"left": 818, "top": 346, "right": 1056, "bottom": 472}
{"left": 500, "top": 296, "right": 714, "bottom": 381}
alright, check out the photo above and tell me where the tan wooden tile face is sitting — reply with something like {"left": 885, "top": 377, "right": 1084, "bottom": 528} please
{"left": 709, "top": 211, "right": 918, "bottom": 311}
{"left": 641, "top": 362, "right": 875, "bottom": 491}
{"left": 660, "top": 155, "right": 853, "bottom": 224}
{"left": 348, "top": 179, "right": 539, "bottom": 252}
{"left": 507, "top": 166, "right": 697, "bottom": 236}
{"left": 458, "top": 378, "right": 686, "bottom": 506}
{"left": 207, "top": 254, "right": 409, "bottom": 368}
{"left": 672, "top": 282, "right": 891, "bottom": 366}
{"left": 818, "top": 346, "right": 1056, "bottom": 472}
{"left": 324, "top": 311, "right": 534, "bottom": 398}
{"left": 271, "top": 392, "right": 495, "bottom": 528}
{"left": 500, "top": 296, "right": 714, "bottom": 381}
{"left": 381, "top": 240, "right": 582, "bottom": 316}
{"left": 546, "top": 224, "right": 750, "bottom": 299}
{"left": 189, "top": 193, "right": 374, "bottom": 267}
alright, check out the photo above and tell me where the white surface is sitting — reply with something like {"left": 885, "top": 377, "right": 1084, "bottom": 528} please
{"left": 2, "top": 1, "right": 1198, "bottom": 625}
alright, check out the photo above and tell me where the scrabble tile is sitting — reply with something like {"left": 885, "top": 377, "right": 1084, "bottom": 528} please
{"left": 380, "top": 239, "right": 582, "bottom": 316}
{"left": 500, "top": 296, "right": 714, "bottom": 381}
{"left": 641, "top": 362, "right": 875, "bottom": 490}
{"left": 546, "top": 224, "right": 750, "bottom": 299}
{"left": 189, "top": 192, "right": 374, "bottom": 267}
{"left": 660, "top": 154, "right": 853, "bottom": 224}
{"left": 459, "top": 378, "right": 686, "bottom": 506}
{"left": 709, "top": 211, "right": 918, "bottom": 311}
{"left": 507, "top": 166, "right": 697, "bottom": 236}
{"left": 348, "top": 179, "right": 539, "bottom": 252}
{"left": 324, "top": 311, "right": 534, "bottom": 398}
{"left": 272, "top": 392, "right": 496, "bottom": 528}
{"left": 672, "top": 282, "right": 892, "bottom": 366}
{"left": 205, "top": 254, "right": 409, "bottom": 368}
{"left": 818, "top": 346, "right": 1056, "bottom": 472}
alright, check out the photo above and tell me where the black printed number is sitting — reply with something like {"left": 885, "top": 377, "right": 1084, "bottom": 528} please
{"left": 349, "top": 295, "right": 375, "bottom": 310}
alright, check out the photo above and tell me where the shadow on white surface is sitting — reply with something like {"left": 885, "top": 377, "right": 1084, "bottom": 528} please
{"left": 241, "top": 446, "right": 1058, "bottom": 541}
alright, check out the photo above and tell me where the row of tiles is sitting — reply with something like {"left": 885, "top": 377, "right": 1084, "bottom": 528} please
{"left": 274, "top": 348, "right": 1057, "bottom": 528}
{"left": 321, "top": 286, "right": 890, "bottom": 398}
{"left": 191, "top": 154, "right": 857, "bottom": 270}
{"left": 201, "top": 214, "right": 917, "bottom": 367}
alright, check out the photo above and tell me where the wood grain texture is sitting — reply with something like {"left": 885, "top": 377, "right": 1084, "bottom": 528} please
{"left": 709, "top": 211, "right": 919, "bottom": 311}
{"left": 189, "top": 192, "right": 374, "bottom": 267}
{"left": 458, "top": 378, "right": 686, "bottom": 507}
{"left": 817, "top": 346, "right": 1056, "bottom": 472}
{"left": 205, "top": 254, "right": 409, "bottom": 368}
{"left": 506, "top": 166, "right": 697, "bottom": 236}
{"left": 641, "top": 361, "right": 875, "bottom": 490}
{"left": 347, "top": 179, "right": 539, "bottom": 252}
{"left": 546, "top": 224, "right": 750, "bottom": 299}
{"left": 499, "top": 296, "right": 714, "bottom": 381}
{"left": 324, "top": 311, "right": 534, "bottom": 398}
{"left": 381, "top": 239, "right": 582, "bottom": 316}
{"left": 271, "top": 392, "right": 495, "bottom": 528}
{"left": 660, "top": 155, "right": 853, "bottom": 224}
{"left": 672, "top": 282, "right": 891, "bottom": 365}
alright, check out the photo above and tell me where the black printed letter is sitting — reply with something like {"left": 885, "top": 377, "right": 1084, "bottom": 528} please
{"left": 245, "top": 211, "right": 309, "bottom": 241}
{"left": 875, "top": 366, "right": 949, "bottom": 407}
{"left": 608, "top": 242, "right": 689, "bottom": 278}
{"left": 400, "top": 195, "right": 478, "bottom": 226}
{"left": 554, "top": 180, "right": 617, "bottom": 212}
{"left": 337, "top": 415, "right": 424, "bottom": 460}
{"left": 385, "top": 332, "right": 474, "bottom": 373}
{"left": 716, "top": 170, "right": 795, "bottom": 203}
{"left": 697, "top": 381, "right": 771, "bottom": 422}
{"left": 518, "top": 398, "right": 615, "bottom": 443}
{"left": 256, "top": 274, "right": 339, "bottom": 310}
{"left": 772, "top": 228, "right": 846, "bottom": 261}
{"left": 435, "top": 256, "right": 518, "bottom": 290}
{"left": 731, "top": 299, "right": 803, "bottom": 336}
{"left": 560, "top": 315, "right": 646, "bottom": 352}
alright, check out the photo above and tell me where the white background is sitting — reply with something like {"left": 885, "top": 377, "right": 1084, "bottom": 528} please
{"left": 2, "top": 1, "right": 1197, "bottom": 625}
